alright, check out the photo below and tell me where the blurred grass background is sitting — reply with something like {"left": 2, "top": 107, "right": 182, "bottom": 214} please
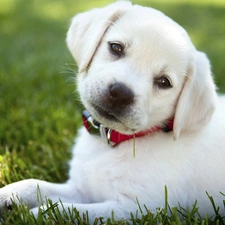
{"left": 0, "top": 0, "right": 225, "bottom": 200}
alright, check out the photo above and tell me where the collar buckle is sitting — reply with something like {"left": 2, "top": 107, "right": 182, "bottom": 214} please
{"left": 82, "top": 110, "right": 116, "bottom": 147}
{"left": 99, "top": 125, "right": 117, "bottom": 147}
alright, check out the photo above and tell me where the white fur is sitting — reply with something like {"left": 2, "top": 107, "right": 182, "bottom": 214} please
{"left": 1, "top": 1, "right": 225, "bottom": 223}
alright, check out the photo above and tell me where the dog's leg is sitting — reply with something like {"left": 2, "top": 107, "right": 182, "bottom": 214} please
{"left": 0, "top": 179, "right": 81, "bottom": 210}
{"left": 30, "top": 201, "right": 130, "bottom": 223}
{"left": 0, "top": 180, "right": 131, "bottom": 222}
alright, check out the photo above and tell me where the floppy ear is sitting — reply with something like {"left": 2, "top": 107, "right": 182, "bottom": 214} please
{"left": 173, "top": 51, "right": 217, "bottom": 139}
{"left": 66, "top": 1, "right": 131, "bottom": 73}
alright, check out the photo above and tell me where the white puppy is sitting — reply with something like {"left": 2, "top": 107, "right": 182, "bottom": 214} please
{"left": 1, "top": 1, "right": 225, "bottom": 223}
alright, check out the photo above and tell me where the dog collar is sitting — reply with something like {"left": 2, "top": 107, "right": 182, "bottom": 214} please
{"left": 82, "top": 110, "right": 173, "bottom": 147}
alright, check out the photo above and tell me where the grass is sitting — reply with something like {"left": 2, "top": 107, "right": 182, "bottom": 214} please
{"left": 0, "top": 0, "right": 225, "bottom": 224}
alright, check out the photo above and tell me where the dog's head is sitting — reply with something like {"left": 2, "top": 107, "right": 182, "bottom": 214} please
{"left": 67, "top": 1, "right": 217, "bottom": 139}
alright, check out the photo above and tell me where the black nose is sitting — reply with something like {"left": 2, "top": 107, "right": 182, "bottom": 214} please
{"left": 105, "top": 82, "right": 134, "bottom": 110}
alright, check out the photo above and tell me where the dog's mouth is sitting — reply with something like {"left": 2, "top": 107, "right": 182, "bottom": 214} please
{"left": 91, "top": 103, "right": 119, "bottom": 123}
{"left": 89, "top": 102, "right": 145, "bottom": 134}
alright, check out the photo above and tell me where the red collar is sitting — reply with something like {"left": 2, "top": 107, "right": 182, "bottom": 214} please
{"left": 82, "top": 110, "right": 173, "bottom": 147}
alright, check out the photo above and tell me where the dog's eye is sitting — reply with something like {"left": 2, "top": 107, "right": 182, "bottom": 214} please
{"left": 108, "top": 42, "right": 124, "bottom": 56}
{"left": 155, "top": 76, "right": 173, "bottom": 89}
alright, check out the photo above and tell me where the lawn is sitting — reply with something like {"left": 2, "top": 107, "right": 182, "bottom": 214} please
{"left": 0, "top": 0, "right": 225, "bottom": 224}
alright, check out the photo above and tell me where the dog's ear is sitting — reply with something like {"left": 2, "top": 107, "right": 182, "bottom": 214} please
{"left": 173, "top": 51, "right": 217, "bottom": 139}
{"left": 66, "top": 1, "right": 131, "bottom": 73}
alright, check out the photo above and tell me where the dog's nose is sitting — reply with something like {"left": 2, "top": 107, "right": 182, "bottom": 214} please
{"left": 106, "top": 82, "right": 134, "bottom": 109}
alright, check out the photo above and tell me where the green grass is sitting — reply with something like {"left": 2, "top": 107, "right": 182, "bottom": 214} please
{"left": 0, "top": 0, "right": 225, "bottom": 224}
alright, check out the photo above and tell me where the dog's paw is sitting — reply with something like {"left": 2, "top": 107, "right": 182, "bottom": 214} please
{"left": 0, "top": 185, "right": 21, "bottom": 211}
{"left": 0, "top": 179, "right": 40, "bottom": 211}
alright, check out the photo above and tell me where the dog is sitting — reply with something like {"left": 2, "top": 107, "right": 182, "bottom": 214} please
{"left": 0, "top": 1, "right": 225, "bottom": 223}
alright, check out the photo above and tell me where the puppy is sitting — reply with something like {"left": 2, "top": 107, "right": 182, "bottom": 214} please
{"left": 1, "top": 1, "right": 225, "bottom": 223}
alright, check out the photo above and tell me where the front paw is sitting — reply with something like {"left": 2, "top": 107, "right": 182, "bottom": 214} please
{"left": 0, "top": 179, "right": 40, "bottom": 211}
{"left": 0, "top": 185, "right": 21, "bottom": 211}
